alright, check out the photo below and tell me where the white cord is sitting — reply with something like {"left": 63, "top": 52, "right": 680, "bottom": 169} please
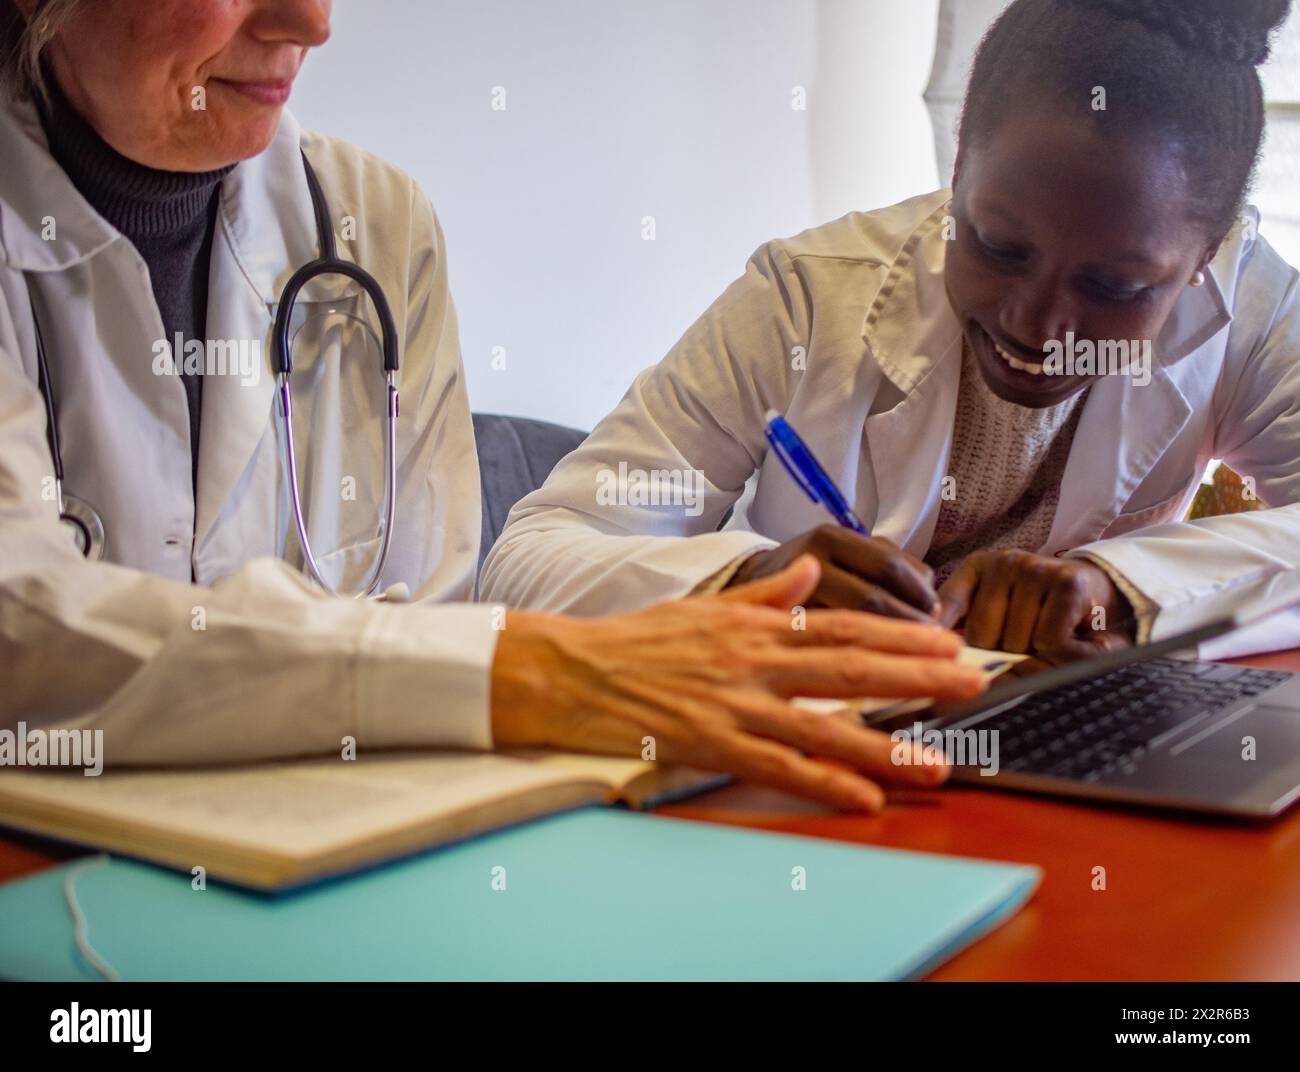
{"left": 62, "top": 854, "right": 121, "bottom": 982}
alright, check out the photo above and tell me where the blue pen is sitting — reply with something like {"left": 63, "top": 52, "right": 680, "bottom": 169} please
{"left": 763, "top": 409, "right": 868, "bottom": 535}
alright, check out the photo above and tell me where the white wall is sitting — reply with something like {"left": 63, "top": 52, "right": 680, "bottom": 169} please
{"left": 291, "top": 0, "right": 940, "bottom": 430}
{"left": 1257, "top": 12, "right": 1300, "bottom": 270}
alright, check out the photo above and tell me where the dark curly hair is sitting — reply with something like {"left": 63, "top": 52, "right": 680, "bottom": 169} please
{"left": 957, "top": 0, "right": 1294, "bottom": 243}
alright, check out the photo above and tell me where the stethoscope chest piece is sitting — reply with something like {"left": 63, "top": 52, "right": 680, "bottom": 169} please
{"left": 60, "top": 491, "right": 106, "bottom": 561}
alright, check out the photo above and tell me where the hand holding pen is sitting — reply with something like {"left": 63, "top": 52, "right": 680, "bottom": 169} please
{"left": 724, "top": 411, "right": 943, "bottom": 622}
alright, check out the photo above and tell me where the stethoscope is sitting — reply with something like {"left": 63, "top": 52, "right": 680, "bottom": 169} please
{"left": 30, "top": 151, "right": 401, "bottom": 597}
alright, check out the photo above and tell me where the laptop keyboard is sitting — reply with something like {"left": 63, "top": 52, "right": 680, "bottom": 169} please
{"left": 973, "top": 658, "right": 1291, "bottom": 783}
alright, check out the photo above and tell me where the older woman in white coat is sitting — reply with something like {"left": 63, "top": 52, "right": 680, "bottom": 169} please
{"left": 0, "top": 0, "right": 986, "bottom": 811}
{"left": 483, "top": 0, "right": 1300, "bottom": 662}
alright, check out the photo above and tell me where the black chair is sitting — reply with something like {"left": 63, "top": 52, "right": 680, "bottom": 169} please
{"left": 471, "top": 412, "right": 589, "bottom": 571}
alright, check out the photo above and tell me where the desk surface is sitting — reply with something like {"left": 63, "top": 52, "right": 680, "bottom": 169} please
{"left": 3, "top": 648, "right": 1299, "bottom": 981}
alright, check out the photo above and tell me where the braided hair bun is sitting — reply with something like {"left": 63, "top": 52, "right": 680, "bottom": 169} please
{"left": 1068, "top": 0, "right": 1292, "bottom": 66}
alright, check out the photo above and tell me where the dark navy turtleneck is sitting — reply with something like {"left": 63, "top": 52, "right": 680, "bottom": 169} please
{"left": 36, "top": 78, "right": 236, "bottom": 493}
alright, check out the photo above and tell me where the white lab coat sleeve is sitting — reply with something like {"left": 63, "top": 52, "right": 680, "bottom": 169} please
{"left": 1069, "top": 238, "right": 1300, "bottom": 639}
{"left": 0, "top": 313, "right": 497, "bottom": 771}
{"left": 479, "top": 241, "right": 814, "bottom": 615}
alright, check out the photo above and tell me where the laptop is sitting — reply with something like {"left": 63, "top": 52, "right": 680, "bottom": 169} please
{"left": 868, "top": 582, "right": 1300, "bottom": 821}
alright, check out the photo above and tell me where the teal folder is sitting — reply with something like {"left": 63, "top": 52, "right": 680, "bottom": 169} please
{"left": 0, "top": 808, "right": 1038, "bottom": 981}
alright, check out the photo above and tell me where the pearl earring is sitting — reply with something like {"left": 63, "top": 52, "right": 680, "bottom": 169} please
{"left": 1190, "top": 271, "right": 1206, "bottom": 288}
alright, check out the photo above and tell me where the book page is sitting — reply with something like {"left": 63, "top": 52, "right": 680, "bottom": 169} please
{"left": 0, "top": 752, "right": 597, "bottom": 860}
{"left": 508, "top": 750, "right": 657, "bottom": 791}
{"left": 508, "top": 750, "right": 727, "bottom": 809}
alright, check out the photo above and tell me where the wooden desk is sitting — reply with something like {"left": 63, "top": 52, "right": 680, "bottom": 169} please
{"left": 3, "top": 649, "right": 1298, "bottom": 980}
{"left": 659, "top": 646, "right": 1300, "bottom": 981}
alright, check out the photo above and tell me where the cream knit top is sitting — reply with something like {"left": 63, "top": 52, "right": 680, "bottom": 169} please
{"left": 924, "top": 340, "right": 1090, "bottom": 585}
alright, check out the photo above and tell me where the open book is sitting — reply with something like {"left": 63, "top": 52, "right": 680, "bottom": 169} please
{"left": 0, "top": 752, "right": 724, "bottom": 891}
{"left": 0, "top": 650, "right": 1022, "bottom": 892}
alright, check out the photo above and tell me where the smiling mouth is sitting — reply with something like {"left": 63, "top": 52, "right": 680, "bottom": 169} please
{"left": 967, "top": 320, "right": 1051, "bottom": 378}
{"left": 212, "top": 77, "right": 295, "bottom": 106}
{"left": 989, "top": 337, "right": 1046, "bottom": 375}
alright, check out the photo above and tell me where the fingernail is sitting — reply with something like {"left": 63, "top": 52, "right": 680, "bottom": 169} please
{"left": 855, "top": 787, "right": 884, "bottom": 812}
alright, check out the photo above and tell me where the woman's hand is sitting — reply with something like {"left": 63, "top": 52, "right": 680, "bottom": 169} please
{"left": 725, "top": 525, "right": 941, "bottom": 622}
{"left": 490, "top": 556, "right": 985, "bottom": 811}
{"left": 938, "top": 549, "right": 1136, "bottom": 660}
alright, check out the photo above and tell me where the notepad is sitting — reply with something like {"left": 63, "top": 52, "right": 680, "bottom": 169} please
{"left": 0, "top": 808, "right": 1039, "bottom": 981}
{"left": 794, "top": 644, "right": 1027, "bottom": 720}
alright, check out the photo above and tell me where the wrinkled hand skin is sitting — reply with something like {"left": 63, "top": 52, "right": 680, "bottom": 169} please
{"left": 938, "top": 549, "right": 1136, "bottom": 662}
{"left": 727, "top": 524, "right": 942, "bottom": 622}
{"left": 490, "top": 556, "right": 986, "bottom": 812}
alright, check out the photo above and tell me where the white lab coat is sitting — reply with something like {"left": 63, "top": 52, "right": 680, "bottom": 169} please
{"left": 0, "top": 98, "right": 498, "bottom": 764}
{"left": 482, "top": 190, "right": 1300, "bottom": 645}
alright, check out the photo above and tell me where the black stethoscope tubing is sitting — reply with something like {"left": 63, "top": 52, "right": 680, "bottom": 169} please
{"left": 30, "top": 151, "right": 401, "bottom": 593}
